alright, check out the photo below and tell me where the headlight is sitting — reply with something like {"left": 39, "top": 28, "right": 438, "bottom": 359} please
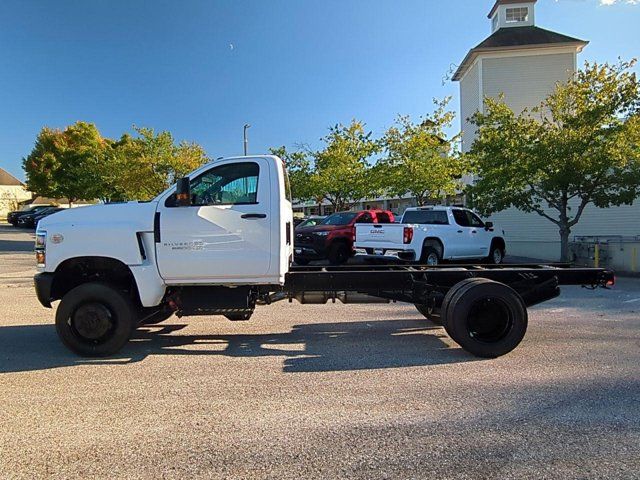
{"left": 35, "top": 231, "right": 46, "bottom": 267}
{"left": 35, "top": 231, "right": 46, "bottom": 249}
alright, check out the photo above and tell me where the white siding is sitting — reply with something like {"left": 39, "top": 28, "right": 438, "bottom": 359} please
{"left": 459, "top": 61, "right": 480, "bottom": 153}
{"left": 482, "top": 52, "right": 575, "bottom": 115}
{"left": 490, "top": 199, "right": 640, "bottom": 261}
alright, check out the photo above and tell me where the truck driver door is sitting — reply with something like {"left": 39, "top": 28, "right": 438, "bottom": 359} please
{"left": 155, "top": 159, "right": 272, "bottom": 282}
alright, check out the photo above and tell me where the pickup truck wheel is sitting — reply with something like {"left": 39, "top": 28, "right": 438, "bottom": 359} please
{"left": 55, "top": 282, "right": 136, "bottom": 357}
{"left": 414, "top": 303, "right": 441, "bottom": 325}
{"left": 328, "top": 244, "right": 350, "bottom": 265}
{"left": 420, "top": 247, "right": 441, "bottom": 266}
{"left": 443, "top": 280, "right": 527, "bottom": 358}
{"left": 487, "top": 245, "right": 505, "bottom": 264}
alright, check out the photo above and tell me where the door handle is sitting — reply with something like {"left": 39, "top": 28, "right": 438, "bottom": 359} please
{"left": 471, "top": 230, "right": 478, "bottom": 234}
{"left": 457, "top": 230, "right": 463, "bottom": 233}
{"left": 241, "top": 213, "right": 267, "bottom": 219}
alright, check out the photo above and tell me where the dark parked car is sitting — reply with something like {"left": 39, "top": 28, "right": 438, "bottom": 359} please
{"left": 7, "top": 205, "right": 52, "bottom": 226}
{"left": 16, "top": 207, "right": 63, "bottom": 229}
{"left": 294, "top": 210, "right": 394, "bottom": 265}
{"left": 294, "top": 215, "right": 326, "bottom": 230}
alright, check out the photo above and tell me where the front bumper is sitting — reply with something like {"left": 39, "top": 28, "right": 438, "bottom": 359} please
{"left": 294, "top": 246, "right": 326, "bottom": 261}
{"left": 34, "top": 272, "right": 55, "bottom": 308}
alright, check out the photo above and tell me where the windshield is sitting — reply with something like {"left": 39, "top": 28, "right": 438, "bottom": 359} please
{"left": 402, "top": 210, "right": 449, "bottom": 225}
{"left": 321, "top": 212, "right": 358, "bottom": 226}
{"left": 298, "top": 217, "right": 324, "bottom": 228}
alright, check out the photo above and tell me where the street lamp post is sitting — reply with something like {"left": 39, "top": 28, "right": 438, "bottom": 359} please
{"left": 243, "top": 124, "right": 251, "bottom": 156}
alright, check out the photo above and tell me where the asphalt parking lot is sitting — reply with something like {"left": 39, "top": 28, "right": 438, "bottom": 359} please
{"left": 0, "top": 224, "right": 638, "bottom": 479}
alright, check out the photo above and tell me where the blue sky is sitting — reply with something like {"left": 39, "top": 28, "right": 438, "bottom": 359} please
{"left": 1, "top": 0, "right": 638, "bottom": 179}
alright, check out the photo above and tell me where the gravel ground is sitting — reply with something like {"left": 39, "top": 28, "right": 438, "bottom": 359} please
{"left": 0, "top": 224, "right": 639, "bottom": 479}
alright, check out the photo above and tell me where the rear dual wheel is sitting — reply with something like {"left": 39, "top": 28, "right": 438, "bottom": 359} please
{"left": 441, "top": 278, "right": 528, "bottom": 358}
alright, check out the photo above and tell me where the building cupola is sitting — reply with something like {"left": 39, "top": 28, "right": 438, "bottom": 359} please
{"left": 489, "top": 0, "right": 536, "bottom": 32}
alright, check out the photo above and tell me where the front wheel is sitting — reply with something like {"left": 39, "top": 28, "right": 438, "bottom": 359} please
{"left": 328, "top": 243, "right": 350, "bottom": 265}
{"left": 55, "top": 282, "right": 136, "bottom": 357}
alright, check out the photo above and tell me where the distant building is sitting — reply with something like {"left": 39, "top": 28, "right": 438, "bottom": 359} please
{"left": 454, "top": 0, "right": 640, "bottom": 264}
{"left": 0, "top": 168, "right": 31, "bottom": 219}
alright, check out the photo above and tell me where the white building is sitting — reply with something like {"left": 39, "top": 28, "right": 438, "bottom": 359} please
{"left": 0, "top": 168, "right": 31, "bottom": 220}
{"left": 454, "top": 0, "right": 640, "bottom": 268}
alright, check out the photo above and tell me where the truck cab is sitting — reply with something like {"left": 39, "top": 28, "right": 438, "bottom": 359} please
{"left": 35, "top": 155, "right": 294, "bottom": 310}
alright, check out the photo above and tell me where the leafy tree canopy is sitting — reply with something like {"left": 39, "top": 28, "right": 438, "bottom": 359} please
{"left": 378, "top": 97, "right": 469, "bottom": 206}
{"left": 24, "top": 123, "right": 209, "bottom": 203}
{"left": 23, "top": 121, "right": 109, "bottom": 204}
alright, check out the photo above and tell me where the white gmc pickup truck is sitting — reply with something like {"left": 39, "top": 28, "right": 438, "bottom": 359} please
{"left": 354, "top": 206, "right": 506, "bottom": 265}
{"left": 33, "top": 155, "right": 613, "bottom": 359}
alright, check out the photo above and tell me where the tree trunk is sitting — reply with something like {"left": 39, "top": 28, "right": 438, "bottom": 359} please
{"left": 559, "top": 224, "right": 571, "bottom": 262}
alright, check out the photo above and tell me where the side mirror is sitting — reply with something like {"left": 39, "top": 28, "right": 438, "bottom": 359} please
{"left": 485, "top": 221, "right": 494, "bottom": 230}
{"left": 175, "top": 177, "right": 191, "bottom": 207}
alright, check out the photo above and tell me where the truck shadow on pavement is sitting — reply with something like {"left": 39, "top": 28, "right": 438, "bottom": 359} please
{"left": 0, "top": 319, "right": 477, "bottom": 374}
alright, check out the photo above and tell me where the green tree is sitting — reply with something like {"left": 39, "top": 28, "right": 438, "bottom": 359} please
{"left": 23, "top": 121, "right": 109, "bottom": 205}
{"left": 311, "top": 120, "right": 381, "bottom": 211}
{"left": 107, "top": 127, "right": 209, "bottom": 201}
{"left": 469, "top": 60, "right": 640, "bottom": 261}
{"left": 378, "top": 98, "right": 469, "bottom": 206}
{"left": 269, "top": 146, "right": 315, "bottom": 201}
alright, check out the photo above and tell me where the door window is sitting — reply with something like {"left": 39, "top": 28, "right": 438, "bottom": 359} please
{"left": 188, "top": 162, "right": 259, "bottom": 206}
{"left": 452, "top": 209, "right": 470, "bottom": 227}
{"left": 466, "top": 211, "right": 485, "bottom": 228}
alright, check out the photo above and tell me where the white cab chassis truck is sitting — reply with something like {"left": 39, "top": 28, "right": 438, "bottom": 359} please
{"left": 355, "top": 206, "right": 506, "bottom": 265}
{"left": 34, "top": 156, "right": 614, "bottom": 359}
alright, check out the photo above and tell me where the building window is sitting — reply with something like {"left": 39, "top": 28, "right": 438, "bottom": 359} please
{"left": 506, "top": 7, "right": 528, "bottom": 23}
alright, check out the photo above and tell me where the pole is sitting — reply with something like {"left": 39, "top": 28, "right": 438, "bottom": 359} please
{"left": 243, "top": 124, "right": 251, "bottom": 156}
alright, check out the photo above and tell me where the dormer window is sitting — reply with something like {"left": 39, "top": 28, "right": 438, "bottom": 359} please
{"left": 506, "top": 7, "right": 529, "bottom": 23}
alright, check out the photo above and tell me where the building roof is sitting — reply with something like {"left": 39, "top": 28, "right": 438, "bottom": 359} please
{"left": 453, "top": 26, "right": 588, "bottom": 81}
{"left": 0, "top": 167, "right": 23, "bottom": 186}
{"left": 488, "top": 0, "right": 537, "bottom": 19}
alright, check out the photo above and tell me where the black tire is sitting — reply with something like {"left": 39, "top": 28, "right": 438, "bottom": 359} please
{"left": 443, "top": 279, "right": 528, "bottom": 358}
{"left": 487, "top": 243, "right": 505, "bottom": 264}
{"left": 55, "top": 282, "right": 136, "bottom": 357}
{"left": 440, "top": 278, "right": 491, "bottom": 338}
{"left": 414, "top": 303, "right": 442, "bottom": 325}
{"left": 328, "top": 243, "right": 350, "bottom": 265}
{"left": 295, "top": 258, "right": 310, "bottom": 266}
{"left": 224, "top": 312, "right": 253, "bottom": 321}
{"left": 419, "top": 246, "right": 441, "bottom": 266}
{"left": 138, "top": 307, "right": 174, "bottom": 325}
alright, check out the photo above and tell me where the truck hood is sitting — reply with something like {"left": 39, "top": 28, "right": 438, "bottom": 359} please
{"left": 37, "top": 201, "right": 158, "bottom": 232}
